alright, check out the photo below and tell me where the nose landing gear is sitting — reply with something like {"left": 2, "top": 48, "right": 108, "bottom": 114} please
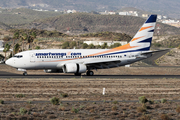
{"left": 23, "top": 72, "right": 28, "bottom": 76}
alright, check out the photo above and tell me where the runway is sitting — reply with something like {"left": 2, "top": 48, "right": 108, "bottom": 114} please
{"left": 1, "top": 71, "right": 180, "bottom": 79}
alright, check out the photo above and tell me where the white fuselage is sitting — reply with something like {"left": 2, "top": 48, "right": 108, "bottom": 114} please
{"left": 6, "top": 49, "right": 150, "bottom": 70}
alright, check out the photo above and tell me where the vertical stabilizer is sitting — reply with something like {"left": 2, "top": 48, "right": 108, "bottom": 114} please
{"left": 129, "top": 15, "right": 157, "bottom": 51}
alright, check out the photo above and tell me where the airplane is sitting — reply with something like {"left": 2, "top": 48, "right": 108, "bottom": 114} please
{"left": 6, "top": 15, "right": 158, "bottom": 76}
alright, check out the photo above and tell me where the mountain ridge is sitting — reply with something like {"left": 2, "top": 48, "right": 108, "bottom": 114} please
{"left": 20, "top": 13, "right": 180, "bottom": 36}
{"left": 0, "top": 0, "right": 179, "bottom": 18}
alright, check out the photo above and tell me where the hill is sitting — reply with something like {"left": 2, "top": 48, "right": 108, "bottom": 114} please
{"left": 0, "top": 8, "right": 63, "bottom": 25}
{"left": 21, "top": 13, "right": 180, "bottom": 36}
{"left": 0, "top": 22, "right": 11, "bottom": 30}
{"left": 0, "top": 0, "right": 180, "bottom": 18}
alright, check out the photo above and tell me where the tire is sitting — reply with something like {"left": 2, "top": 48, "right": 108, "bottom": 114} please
{"left": 89, "top": 71, "right": 94, "bottom": 76}
{"left": 23, "top": 72, "right": 28, "bottom": 76}
{"left": 86, "top": 71, "right": 94, "bottom": 76}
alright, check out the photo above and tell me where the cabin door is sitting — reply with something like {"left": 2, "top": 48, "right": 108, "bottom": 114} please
{"left": 30, "top": 52, "right": 35, "bottom": 62}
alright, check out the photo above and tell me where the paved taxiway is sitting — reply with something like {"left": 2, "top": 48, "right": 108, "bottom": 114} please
{"left": 1, "top": 71, "right": 180, "bottom": 79}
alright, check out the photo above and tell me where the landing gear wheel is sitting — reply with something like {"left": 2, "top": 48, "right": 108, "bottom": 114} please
{"left": 23, "top": 72, "right": 28, "bottom": 76}
{"left": 74, "top": 73, "right": 81, "bottom": 76}
{"left": 86, "top": 71, "right": 94, "bottom": 76}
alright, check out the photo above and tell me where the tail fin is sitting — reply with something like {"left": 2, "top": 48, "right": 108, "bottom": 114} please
{"left": 129, "top": 15, "right": 157, "bottom": 51}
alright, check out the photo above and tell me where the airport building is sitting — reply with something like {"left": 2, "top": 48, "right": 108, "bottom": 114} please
{"left": 83, "top": 41, "right": 127, "bottom": 47}
{"left": 0, "top": 40, "right": 4, "bottom": 48}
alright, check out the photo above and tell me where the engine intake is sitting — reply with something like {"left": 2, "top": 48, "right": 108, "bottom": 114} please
{"left": 63, "top": 63, "right": 87, "bottom": 73}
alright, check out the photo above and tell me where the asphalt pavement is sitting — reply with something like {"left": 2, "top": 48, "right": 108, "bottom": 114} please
{"left": 0, "top": 71, "right": 180, "bottom": 79}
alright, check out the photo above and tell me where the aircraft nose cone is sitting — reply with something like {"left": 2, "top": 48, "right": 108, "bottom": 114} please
{"left": 5, "top": 59, "right": 11, "bottom": 66}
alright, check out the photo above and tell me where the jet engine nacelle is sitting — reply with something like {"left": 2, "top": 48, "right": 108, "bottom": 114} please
{"left": 44, "top": 69, "right": 63, "bottom": 73}
{"left": 63, "top": 63, "right": 87, "bottom": 73}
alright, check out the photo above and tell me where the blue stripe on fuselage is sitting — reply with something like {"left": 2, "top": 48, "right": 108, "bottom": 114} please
{"left": 95, "top": 47, "right": 150, "bottom": 56}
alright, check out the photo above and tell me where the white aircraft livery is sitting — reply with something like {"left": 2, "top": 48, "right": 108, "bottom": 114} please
{"left": 6, "top": 15, "right": 157, "bottom": 76}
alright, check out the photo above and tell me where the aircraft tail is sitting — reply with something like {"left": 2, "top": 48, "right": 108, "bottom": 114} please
{"left": 129, "top": 15, "right": 157, "bottom": 51}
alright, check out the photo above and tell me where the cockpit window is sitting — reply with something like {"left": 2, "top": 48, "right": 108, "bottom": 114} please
{"left": 13, "top": 55, "right": 23, "bottom": 58}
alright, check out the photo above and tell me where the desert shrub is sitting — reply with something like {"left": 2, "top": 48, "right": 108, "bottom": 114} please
{"left": 50, "top": 97, "right": 59, "bottom": 105}
{"left": 110, "top": 43, "right": 122, "bottom": 48}
{"left": 79, "top": 105, "right": 84, "bottom": 110}
{"left": 112, "top": 106, "right": 117, "bottom": 111}
{"left": 154, "top": 100, "right": 159, "bottom": 104}
{"left": 35, "top": 46, "right": 40, "bottom": 49}
{"left": 19, "top": 108, "right": 27, "bottom": 115}
{"left": 112, "top": 101, "right": 118, "bottom": 104}
{"left": 136, "top": 106, "right": 146, "bottom": 113}
{"left": 101, "top": 43, "right": 108, "bottom": 49}
{"left": 82, "top": 43, "right": 88, "bottom": 49}
{"left": 161, "top": 99, "right": 167, "bottom": 103}
{"left": 60, "top": 93, "right": 68, "bottom": 98}
{"left": 16, "top": 94, "right": 25, "bottom": 98}
{"left": 160, "top": 114, "right": 170, "bottom": 120}
{"left": 69, "top": 41, "right": 76, "bottom": 48}
{"left": 178, "top": 44, "right": 180, "bottom": 49}
{"left": 62, "top": 41, "right": 69, "bottom": 49}
{"left": 71, "top": 107, "right": 79, "bottom": 113}
{"left": 176, "top": 106, "right": 180, "bottom": 113}
{"left": 138, "top": 96, "right": 148, "bottom": 103}
{"left": 0, "top": 99, "right": 4, "bottom": 104}
{"left": 88, "top": 44, "right": 95, "bottom": 49}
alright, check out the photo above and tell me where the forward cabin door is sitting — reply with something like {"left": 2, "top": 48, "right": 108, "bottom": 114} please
{"left": 30, "top": 52, "right": 35, "bottom": 62}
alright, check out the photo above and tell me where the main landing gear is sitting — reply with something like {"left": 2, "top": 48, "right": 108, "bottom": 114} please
{"left": 23, "top": 72, "right": 28, "bottom": 76}
{"left": 86, "top": 71, "right": 94, "bottom": 76}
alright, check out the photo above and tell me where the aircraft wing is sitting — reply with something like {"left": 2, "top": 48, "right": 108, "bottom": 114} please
{"left": 84, "top": 59, "right": 121, "bottom": 69}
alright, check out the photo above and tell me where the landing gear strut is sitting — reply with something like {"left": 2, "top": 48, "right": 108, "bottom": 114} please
{"left": 86, "top": 71, "right": 94, "bottom": 76}
{"left": 23, "top": 72, "right": 28, "bottom": 76}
